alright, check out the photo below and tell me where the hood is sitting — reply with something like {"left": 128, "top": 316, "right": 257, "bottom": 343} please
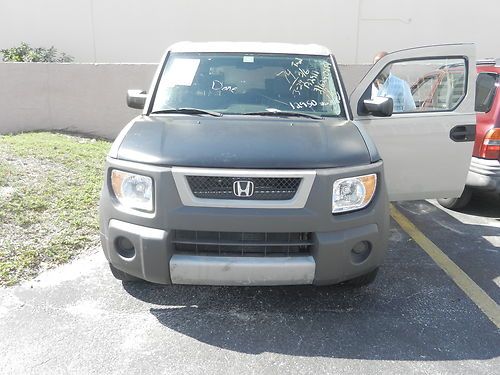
{"left": 114, "top": 115, "right": 371, "bottom": 169}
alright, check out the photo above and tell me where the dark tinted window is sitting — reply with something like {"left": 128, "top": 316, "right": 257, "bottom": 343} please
{"left": 475, "top": 72, "right": 498, "bottom": 113}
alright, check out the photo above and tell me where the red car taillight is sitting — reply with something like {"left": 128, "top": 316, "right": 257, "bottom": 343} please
{"left": 479, "top": 128, "right": 500, "bottom": 159}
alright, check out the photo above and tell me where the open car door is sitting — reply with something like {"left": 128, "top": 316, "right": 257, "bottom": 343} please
{"left": 350, "top": 44, "right": 476, "bottom": 201}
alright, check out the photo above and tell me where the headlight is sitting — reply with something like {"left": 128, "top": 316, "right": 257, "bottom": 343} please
{"left": 332, "top": 174, "right": 377, "bottom": 213}
{"left": 111, "top": 170, "right": 153, "bottom": 212}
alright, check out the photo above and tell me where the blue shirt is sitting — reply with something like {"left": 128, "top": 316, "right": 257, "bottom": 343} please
{"left": 377, "top": 73, "right": 416, "bottom": 112}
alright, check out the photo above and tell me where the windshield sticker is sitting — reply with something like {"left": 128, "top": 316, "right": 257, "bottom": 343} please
{"left": 243, "top": 56, "right": 254, "bottom": 63}
{"left": 163, "top": 58, "right": 200, "bottom": 87}
{"left": 211, "top": 80, "right": 237, "bottom": 94}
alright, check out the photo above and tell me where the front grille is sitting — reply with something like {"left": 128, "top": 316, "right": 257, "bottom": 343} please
{"left": 172, "top": 230, "right": 313, "bottom": 257}
{"left": 186, "top": 176, "right": 301, "bottom": 200}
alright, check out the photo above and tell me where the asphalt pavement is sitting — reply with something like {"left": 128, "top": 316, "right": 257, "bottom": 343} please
{"left": 0, "top": 193, "right": 499, "bottom": 374}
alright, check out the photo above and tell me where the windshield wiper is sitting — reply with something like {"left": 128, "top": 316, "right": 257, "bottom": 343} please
{"left": 150, "top": 108, "right": 223, "bottom": 117}
{"left": 243, "top": 110, "right": 323, "bottom": 120}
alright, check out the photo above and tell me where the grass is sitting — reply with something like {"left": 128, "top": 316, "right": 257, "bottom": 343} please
{"left": 0, "top": 132, "right": 111, "bottom": 286}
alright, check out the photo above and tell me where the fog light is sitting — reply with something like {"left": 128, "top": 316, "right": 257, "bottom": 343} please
{"left": 351, "top": 241, "right": 371, "bottom": 263}
{"left": 115, "top": 236, "right": 135, "bottom": 259}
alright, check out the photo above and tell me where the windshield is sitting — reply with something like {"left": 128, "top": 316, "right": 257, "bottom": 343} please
{"left": 152, "top": 53, "right": 345, "bottom": 118}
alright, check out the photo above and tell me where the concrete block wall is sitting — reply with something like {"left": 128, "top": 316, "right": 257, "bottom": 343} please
{"left": 0, "top": 63, "right": 370, "bottom": 140}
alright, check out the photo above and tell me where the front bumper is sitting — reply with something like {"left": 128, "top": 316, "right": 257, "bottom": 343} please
{"left": 100, "top": 158, "right": 389, "bottom": 286}
{"left": 466, "top": 157, "right": 500, "bottom": 193}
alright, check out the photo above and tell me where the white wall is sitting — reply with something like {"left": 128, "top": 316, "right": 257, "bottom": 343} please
{"left": 0, "top": 0, "right": 497, "bottom": 64}
{"left": 0, "top": 63, "right": 370, "bottom": 139}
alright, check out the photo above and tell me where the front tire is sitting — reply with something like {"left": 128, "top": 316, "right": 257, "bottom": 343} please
{"left": 109, "top": 263, "right": 140, "bottom": 282}
{"left": 437, "top": 187, "right": 472, "bottom": 210}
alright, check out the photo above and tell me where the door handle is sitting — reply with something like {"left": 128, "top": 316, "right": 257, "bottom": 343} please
{"left": 450, "top": 125, "right": 476, "bottom": 142}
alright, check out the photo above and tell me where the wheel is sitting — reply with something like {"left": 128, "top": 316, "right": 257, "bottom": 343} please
{"left": 108, "top": 263, "right": 140, "bottom": 281}
{"left": 437, "top": 187, "right": 472, "bottom": 210}
{"left": 345, "top": 267, "right": 379, "bottom": 287}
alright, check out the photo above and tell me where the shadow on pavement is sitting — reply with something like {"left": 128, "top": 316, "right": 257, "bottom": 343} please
{"left": 123, "top": 217, "right": 499, "bottom": 361}
{"left": 459, "top": 191, "right": 500, "bottom": 219}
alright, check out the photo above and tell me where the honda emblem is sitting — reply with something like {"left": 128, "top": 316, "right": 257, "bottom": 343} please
{"left": 233, "top": 180, "right": 254, "bottom": 197}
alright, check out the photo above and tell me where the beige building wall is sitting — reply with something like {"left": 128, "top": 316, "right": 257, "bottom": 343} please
{"left": 0, "top": 0, "right": 497, "bottom": 64}
{"left": 0, "top": 63, "right": 156, "bottom": 139}
{"left": 0, "top": 62, "right": 370, "bottom": 139}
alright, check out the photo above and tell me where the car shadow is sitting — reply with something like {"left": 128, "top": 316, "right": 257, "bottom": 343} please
{"left": 459, "top": 191, "right": 500, "bottom": 219}
{"left": 123, "top": 214, "right": 499, "bottom": 361}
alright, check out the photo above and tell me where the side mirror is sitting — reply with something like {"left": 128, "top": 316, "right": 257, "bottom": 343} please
{"left": 127, "top": 89, "right": 147, "bottom": 110}
{"left": 363, "top": 96, "right": 393, "bottom": 117}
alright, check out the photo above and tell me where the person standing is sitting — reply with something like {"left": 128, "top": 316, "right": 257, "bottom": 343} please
{"left": 372, "top": 51, "right": 416, "bottom": 112}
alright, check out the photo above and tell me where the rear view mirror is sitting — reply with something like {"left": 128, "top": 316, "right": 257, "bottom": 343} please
{"left": 363, "top": 97, "right": 393, "bottom": 117}
{"left": 127, "top": 90, "right": 147, "bottom": 109}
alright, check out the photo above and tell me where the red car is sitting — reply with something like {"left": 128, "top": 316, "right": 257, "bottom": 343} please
{"left": 412, "top": 60, "right": 500, "bottom": 209}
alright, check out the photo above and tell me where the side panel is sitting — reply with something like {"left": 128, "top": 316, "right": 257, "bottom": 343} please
{"left": 350, "top": 44, "right": 476, "bottom": 201}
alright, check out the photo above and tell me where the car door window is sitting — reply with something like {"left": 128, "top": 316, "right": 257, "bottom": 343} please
{"left": 372, "top": 58, "right": 466, "bottom": 113}
{"left": 412, "top": 75, "right": 439, "bottom": 109}
{"left": 475, "top": 72, "right": 498, "bottom": 113}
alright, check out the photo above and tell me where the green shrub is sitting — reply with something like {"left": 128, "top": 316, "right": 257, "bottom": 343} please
{"left": 0, "top": 42, "right": 74, "bottom": 62}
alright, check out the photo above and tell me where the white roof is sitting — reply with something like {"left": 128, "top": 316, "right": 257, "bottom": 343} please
{"left": 168, "top": 41, "right": 331, "bottom": 56}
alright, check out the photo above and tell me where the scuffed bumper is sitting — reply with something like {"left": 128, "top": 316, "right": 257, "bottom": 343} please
{"left": 466, "top": 157, "right": 500, "bottom": 193}
{"left": 170, "top": 255, "right": 315, "bottom": 286}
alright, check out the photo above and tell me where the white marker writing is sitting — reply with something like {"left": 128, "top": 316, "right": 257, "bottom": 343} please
{"left": 211, "top": 80, "right": 237, "bottom": 93}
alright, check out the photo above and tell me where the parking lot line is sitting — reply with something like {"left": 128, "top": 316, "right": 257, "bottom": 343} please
{"left": 390, "top": 204, "right": 500, "bottom": 329}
